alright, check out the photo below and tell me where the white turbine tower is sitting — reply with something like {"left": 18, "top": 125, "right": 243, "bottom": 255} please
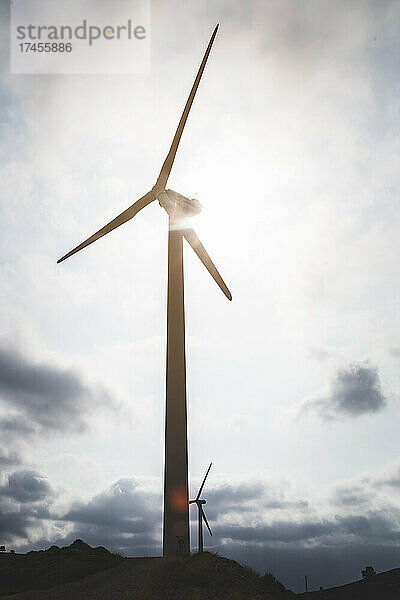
{"left": 57, "top": 25, "right": 231, "bottom": 558}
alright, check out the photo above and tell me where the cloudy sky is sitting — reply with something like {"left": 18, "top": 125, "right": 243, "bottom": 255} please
{"left": 0, "top": 0, "right": 399, "bottom": 592}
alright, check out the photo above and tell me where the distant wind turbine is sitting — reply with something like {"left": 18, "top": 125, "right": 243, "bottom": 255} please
{"left": 190, "top": 463, "right": 213, "bottom": 553}
{"left": 57, "top": 25, "right": 231, "bottom": 557}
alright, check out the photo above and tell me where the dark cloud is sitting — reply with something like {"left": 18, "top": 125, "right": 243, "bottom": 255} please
{"left": 217, "top": 519, "right": 336, "bottom": 544}
{"left": 331, "top": 485, "right": 371, "bottom": 507}
{"left": 0, "top": 344, "right": 112, "bottom": 441}
{"left": 0, "top": 508, "right": 29, "bottom": 540}
{"left": 215, "top": 509, "right": 400, "bottom": 547}
{"left": 300, "top": 362, "right": 386, "bottom": 420}
{"left": 203, "top": 480, "right": 308, "bottom": 522}
{"left": 62, "top": 477, "right": 162, "bottom": 554}
{"left": 0, "top": 469, "right": 54, "bottom": 544}
{"left": 0, "top": 499, "right": 53, "bottom": 544}
{"left": 0, "top": 415, "right": 36, "bottom": 437}
{"left": 0, "top": 447, "right": 21, "bottom": 467}
{"left": 267, "top": 499, "right": 309, "bottom": 510}
{"left": 0, "top": 470, "right": 52, "bottom": 503}
{"left": 338, "top": 512, "right": 400, "bottom": 543}
{"left": 205, "top": 480, "right": 265, "bottom": 510}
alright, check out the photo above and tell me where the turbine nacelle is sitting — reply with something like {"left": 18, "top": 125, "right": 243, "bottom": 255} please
{"left": 158, "top": 189, "right": 202, "bottom": 219}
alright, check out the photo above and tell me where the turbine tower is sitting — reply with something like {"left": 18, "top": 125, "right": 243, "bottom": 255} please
{"left": 57, "top": 25, "right": 231, "bottom": 558}
{"left": 190, "top": 463, "right": 213, "bottom": 553}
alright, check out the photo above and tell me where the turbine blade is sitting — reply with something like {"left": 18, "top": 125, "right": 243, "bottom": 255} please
{"left": 184, "top": 226, "right": 232, "bottom": 301}
{"left": 201, "top": 506, "right": 213, "bottom": 536}
{"left": 196, "top": 463, "right": 212, "bottom": 501}
{"left": 156, "top": 25, "right": 219, "bottom": 189}
{"left": 57, "top": 189, "right": 156, "bottom": 263}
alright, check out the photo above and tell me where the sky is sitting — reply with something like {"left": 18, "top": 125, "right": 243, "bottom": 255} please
{"left": 0, "top": 0, "right": 399, "bottom": 592}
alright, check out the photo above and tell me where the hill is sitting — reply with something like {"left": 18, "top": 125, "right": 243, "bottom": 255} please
{"left": 0, "top": 539, "right": 122, "bottom": 597}
{"left": 298, "top": 567, "right": 400, "bottom": 599}
{"left": 0, "top": 543, "right": 294, "bottom": 599}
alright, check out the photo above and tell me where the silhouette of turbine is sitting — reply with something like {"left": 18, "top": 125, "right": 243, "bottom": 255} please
{"left": 190, "top": 463, "right": 213, "bottom": 553}
{"left": 57, "top": 25, "right": 231, "bottom": 558}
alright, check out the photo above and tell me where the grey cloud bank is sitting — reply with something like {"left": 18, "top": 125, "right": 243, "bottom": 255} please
{"left": 61, "top": 477, "right": 162, "bottom": 553}
{"left": 0, "top": 470, "right": 52, "bottom": 503}
{"left": 0, "top": 343, "right": 112, "bottom": 441}
{"left": 2, "top": 471, "right": 400, "bottom": 591}
{"left": 0, "top": 467, "right": 53, "bottom": 543}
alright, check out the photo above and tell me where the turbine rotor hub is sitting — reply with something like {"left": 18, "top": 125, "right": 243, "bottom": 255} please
{"left": 158, "top": 189, "right": 202, "bottom": 219}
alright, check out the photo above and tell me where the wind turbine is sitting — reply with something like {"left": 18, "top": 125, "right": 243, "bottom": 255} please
{"left": 57, "top": 25, "right": 231, "bottom": 558}
{"left": 190, "top": 463, "right": 213, "bottom": 553}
